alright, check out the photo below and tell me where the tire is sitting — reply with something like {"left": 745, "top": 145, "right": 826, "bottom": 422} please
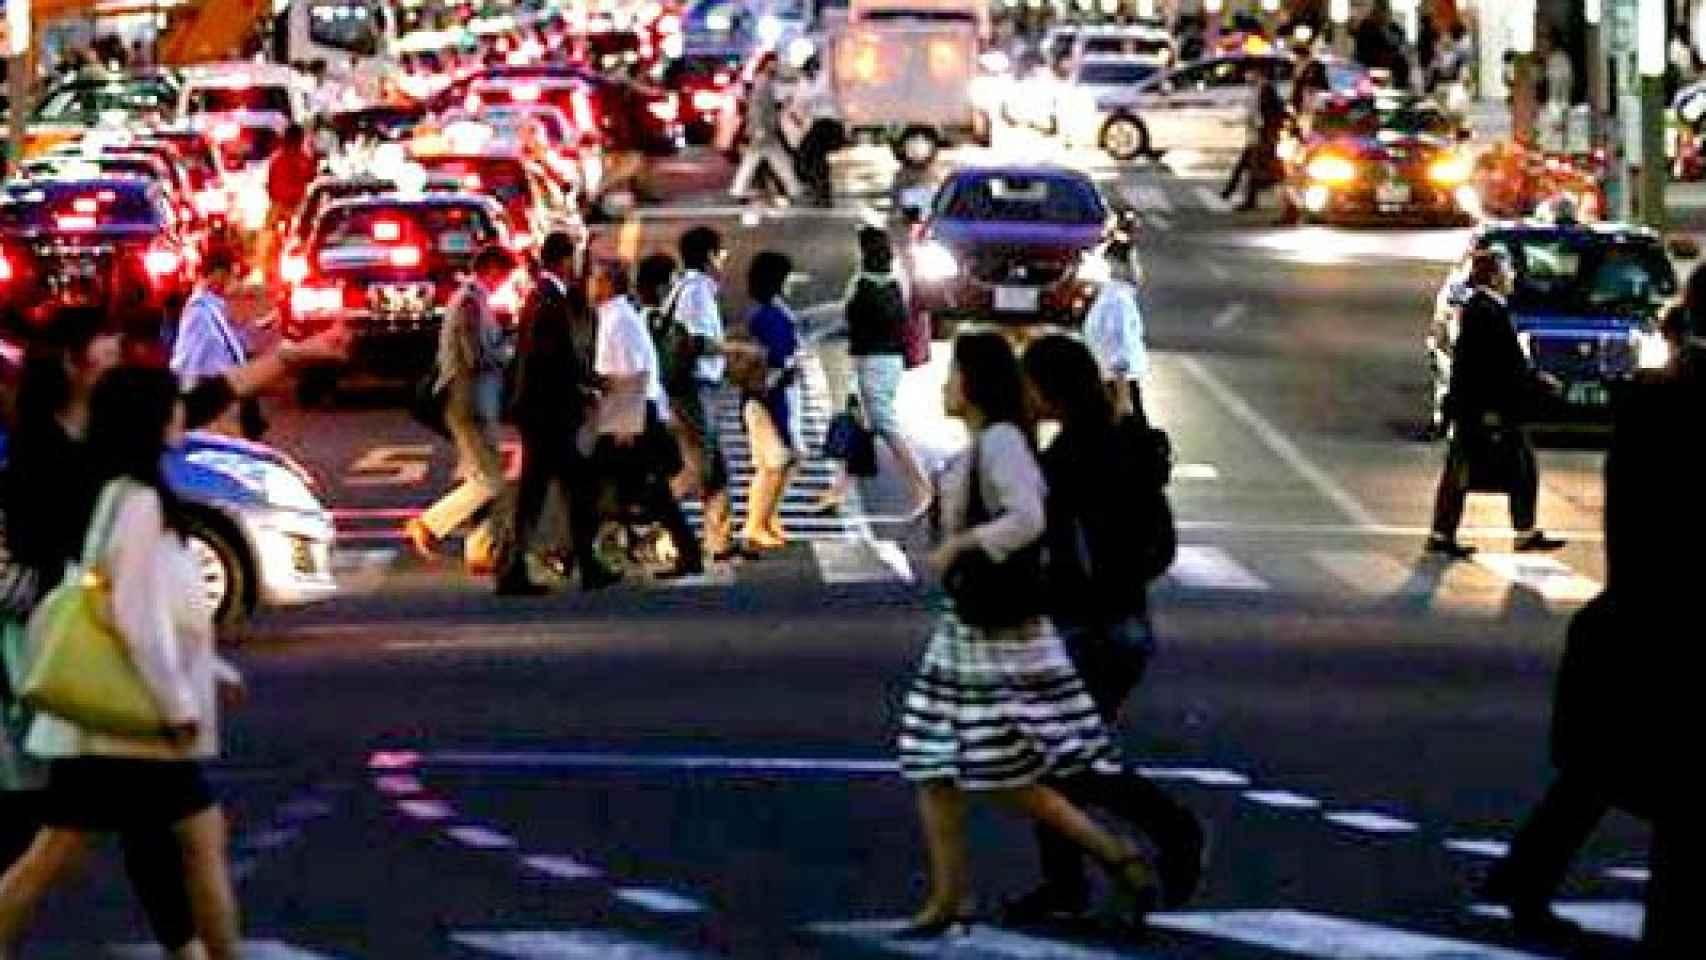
{"left": 1101, "top": 116, "right": 1148, "bottom": 163}
{"left": 893, "top": 128, "right": 940, "bottom": 170}
{"left": 183, "top": 511, "right": 254, "bottom": 628}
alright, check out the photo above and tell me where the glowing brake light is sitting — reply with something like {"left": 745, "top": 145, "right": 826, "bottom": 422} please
{"left": 509, "top": 231, "right": 535, "bottom": 252}
{"left": 389, "top": 246, "right": 424, "bottom": 268}
{"left": 56, "top": 216, "right": 97, "bottom": 231}
{"left": 373, "top": 220, "right": 403, "bottom": 241}
{"left": 73, "top": 197, "right": 99, "bottom": 214}
{"left": 280, "top": 254, "right": 310, "bottom": 285}
{"left": 647, "top": 96, "right": 679, "bottom": 122}
{"left": 512, "top": 83, "right": 542, "bottom": 102}
{"left": 212, "top": 122, "right": 241, "bottom": 143}
{"left": 927, "top": 40, "right": 962, "bottom": 78}
{"left": 144, "top": 248, "right": 182, "bottom": 278}
{"left": 291, "top": 285, "right": 342, "bottom": 315}
{"left": 0, "top": 252, "right": 13, "bottom": 283}
{"left": 461, "top": 173, "right": 483, "bottom": 190}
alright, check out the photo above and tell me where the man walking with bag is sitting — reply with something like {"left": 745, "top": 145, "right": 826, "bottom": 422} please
{"left": 1427, "top": 250, "right": 1565, "bottom": 559}
{"left": 496, "top": 233, "right": 619, "bottom": 597}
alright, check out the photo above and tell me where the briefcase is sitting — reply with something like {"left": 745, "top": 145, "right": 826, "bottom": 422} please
{"left": 1462, "top": 426, "right": 1530, "bottom": 494}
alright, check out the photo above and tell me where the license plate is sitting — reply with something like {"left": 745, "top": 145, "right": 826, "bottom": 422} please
{"left": 1566, "top": 382, "right": 1609, "bottom": 407}
{"left": 371, "top": 284, "right": 431, "bottom": 317}
{"left": 1375, "top": 183, "right": 1412, "bottom": 204}
{"left": 993, "top": 286, "right": 1040, "bottom": 312}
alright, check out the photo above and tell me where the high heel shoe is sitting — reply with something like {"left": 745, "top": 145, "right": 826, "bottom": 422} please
{"left": 1100, "top": 852, "right": 1164, "bottom": 925}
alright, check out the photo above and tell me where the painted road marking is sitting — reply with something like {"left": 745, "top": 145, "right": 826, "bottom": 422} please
{"left": 1137, "top": 767, "right": 1251, "bottom": 787}
{"left": 237, "top": 827, "right": 301, "bottom": 851}
{"left": 524, "top": 854, "right": 605, "bottom": 881}
{"left": 1177, "top": 355, "right": 1383, "bottom": 528}
{"left": 1444, "top": 838, "right": 1511, "bottom": 859}
{"left": 1314, "top": 550, "right": 1439, "bottom": 600}
{"left": 1324, "top": 810, "right": 1420, "bottom": 835}
{"left": 1123, "top": 183, "right": 1175, "bottom": 213}
{"left": 1473, "top": 554, "right": 1601, "bottom": 604}
{"left": 375, "top": 775, "right": 423, "bottom": 796}
{"left": 1243, "top": 790, "right": 1322, "bottom": 810}
{"left": 1173, "top": 462, "right": 1220, "bottom": 480}
{"left": 1149, "top": 910, "right": 1548, "bottom": 959}
{"left": 811, "top": 539, "right": 910, "bottom": 584}
{"left": 613, "top": 887, "right": 707, "bottom": 914}
{"left": 804, "top": 918, "right": 1144, "bottom": 958}
{"left": 446, "top": 826, "right": 519, "bottom": 850}
{"left": 1471, "top": 901, "right": 1644, "bottom": 941}
{"left": 396, "top": 799, "right": 454, "bottom": 821}
{"left": 108, "top": 942, "right": 343, "bottom": 959}
{"left": 1167, "top": 545, "right": 1270, "bottom": 592}
{"left": 1195, "top": 185, "right": 1235, "bottom": 213}
{"left": 1210, "top": 303, "right": 1247, "bottom": 329}
{"left": 453, "top": 930, "right": 709, "bottom": 959}
{"left": 1605, "top": 866, "right": 1650, "bottom": 883}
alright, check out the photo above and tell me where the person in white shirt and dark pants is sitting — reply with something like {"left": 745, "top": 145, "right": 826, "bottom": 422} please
{"left": 169, "top": 247, "right": 266, "bottom": 440}
{"left": 1081, "top": 241, "right": 1149, "bottom": 424}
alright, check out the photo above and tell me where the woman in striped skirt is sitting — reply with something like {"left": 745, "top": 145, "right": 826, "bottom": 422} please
{"left": 898, "top": 333, "right": 1162, "bottom": 933}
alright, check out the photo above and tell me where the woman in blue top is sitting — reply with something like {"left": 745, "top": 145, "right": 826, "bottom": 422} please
{"left": 741, "top": 251, "right": 801, "bottom": 551}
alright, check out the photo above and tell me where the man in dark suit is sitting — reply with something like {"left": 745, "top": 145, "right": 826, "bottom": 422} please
{"left": 1427, "top": 249, "right": 1565, "bottom": 559}
{"left": 496, "top": 232, "right": 621, "bottom": 596}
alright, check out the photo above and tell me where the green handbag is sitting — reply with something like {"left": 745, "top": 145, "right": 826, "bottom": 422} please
{"left": 20, "top": 479, "right": 167, "bottom": 737}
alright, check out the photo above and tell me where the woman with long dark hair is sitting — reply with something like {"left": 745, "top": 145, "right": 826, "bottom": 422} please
{"left": 897, "top": 332, "right": 1160, "bottom": 933}
{"left": 0, "top": 365, "right": 243, "bottom": 960}
{"left": 740, "top": 250, "right": 802, "bottom": 550}
{"left": 1009, "top": 335, "right": 1204, "bottom": 922}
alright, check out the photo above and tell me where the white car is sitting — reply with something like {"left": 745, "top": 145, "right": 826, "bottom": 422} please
{"left": 1068, "top": 53, "right": 1368, "bottom": 161}
{"left": 1052, "top": 56, "right": 1165, "bottom": 157}
{"left": 1064, "top": 22, "right": 1175, "bottom": 67}
{"left": 179, "top": 62, "right": 311, "bottom": 125}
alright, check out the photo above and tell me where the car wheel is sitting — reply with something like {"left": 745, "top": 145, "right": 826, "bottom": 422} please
{"left": 1100, "top": 116, "right": 1149, "bottom": 163}
{"left": 184, "top": 511, "right": 253, "bottom": 628}
{"left": 894, "top": 128, "right": 940, "bottom": 169}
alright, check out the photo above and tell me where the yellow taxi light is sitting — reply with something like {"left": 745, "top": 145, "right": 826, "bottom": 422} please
{"left": 1428, "top": 154, "right": 1474, "bottom": 185}
{"left": 1306, "top": 154, "right": 1358, "bottom": 185}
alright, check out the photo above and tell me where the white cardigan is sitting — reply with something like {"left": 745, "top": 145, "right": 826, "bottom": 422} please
{"left": 29, "top": 486, "right": 237, "bottom": 761}
{"left": 937, "top": 423, "right": 1047, "bottom": 563}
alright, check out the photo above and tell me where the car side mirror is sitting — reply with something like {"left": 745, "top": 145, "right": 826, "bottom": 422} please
{"left": 1667, "top": 235, "right": 1702, "bottom": 261}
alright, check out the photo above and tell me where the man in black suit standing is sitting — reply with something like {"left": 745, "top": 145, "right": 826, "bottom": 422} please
{"left": 496, "top": 232, "right": 621, "bottom": 596}
{"left": 1427, "top": 249, "right": 1565, "bottom": 559}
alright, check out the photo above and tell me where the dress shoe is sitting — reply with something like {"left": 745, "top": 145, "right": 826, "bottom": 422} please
{"left": 1515, "top": 531, "right": 1566, "bottom": 553}
{"left": 403, "top": 518, "right": 438, "bottom": 562}
{"left": 1426, "top": 535, "right": 1477, "bottom": 560}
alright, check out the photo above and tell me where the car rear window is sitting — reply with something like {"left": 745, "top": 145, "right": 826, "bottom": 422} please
{"left": 943, "top": 174, "right": 1104, "bottom": 224}
{"left": 418, "top": 157, "right": 532, "bottom": 209}
{"left": 0, "top": 183, "right": 163, "bottom": 230}
{"left": 314, "top": 204, "right": 500, "bottom": 259}
{"left": 188, "top": 86, "right": 293, "bottom": 115}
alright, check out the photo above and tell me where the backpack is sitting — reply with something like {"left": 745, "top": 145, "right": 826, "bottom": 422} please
{"left": 650, "top": 282, "right": 697, "bottom": 396}
{"left": 1059, "top": 422, "right": 1177, "bottom": 616}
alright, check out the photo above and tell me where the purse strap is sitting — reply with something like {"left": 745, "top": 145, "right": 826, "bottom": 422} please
{"left": 79, "top": 478, "right": 137, "bottom": 578}
{"left": 963, "top": 430, "right": 991, "bottom": 530}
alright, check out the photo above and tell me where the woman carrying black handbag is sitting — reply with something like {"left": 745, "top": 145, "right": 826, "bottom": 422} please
{"left": 894, "top": 333, "right": 1161, "bottom": 935}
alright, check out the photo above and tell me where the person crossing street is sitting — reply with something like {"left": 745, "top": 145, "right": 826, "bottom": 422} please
{"left": 729, "top": 55, "right": 803, "bottom": 204}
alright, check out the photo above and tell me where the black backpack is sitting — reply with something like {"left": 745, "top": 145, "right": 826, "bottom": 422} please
{"left": 1059, "top": 421, "right": 1177, "bottom": 615}
{"left": 1122, "top": 421, "right": 1178, "bottom": 584}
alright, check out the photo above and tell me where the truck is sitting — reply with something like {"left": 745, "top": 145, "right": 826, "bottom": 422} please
{"left": 820, "top": 0, "right": 986, "bottom": 168}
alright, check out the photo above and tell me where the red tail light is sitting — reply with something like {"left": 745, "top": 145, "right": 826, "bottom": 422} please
{"left": 144, "top": 248, "right": 183, "bottom": 279}
{"left": 461, "top": 173, "right": 483, "bottom": 190}
{"left": 0, "top": 251, "right": 14, "bottom": 283}
{"left": 56, "top": 215, "right": 97, "bottom": 232}
{"left": 291, "top": 284, "right": 343, "bottom": 315}
{"left": 280, "top": 253, "right": 310, "bottom": 284}
{"left": 389, "top": 246, "right": 424, "bottom": 268}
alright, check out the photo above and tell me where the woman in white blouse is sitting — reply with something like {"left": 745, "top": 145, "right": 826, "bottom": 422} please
{"left": 896, "top": 333, "right": 1161, "bottom": 934}
{"left": 0, "top": 365, "right": 243, "bottom": 959}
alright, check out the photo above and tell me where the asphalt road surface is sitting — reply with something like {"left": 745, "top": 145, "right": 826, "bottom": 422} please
{"left": 13, "top": 133, "right": 1657, "bottom": 959}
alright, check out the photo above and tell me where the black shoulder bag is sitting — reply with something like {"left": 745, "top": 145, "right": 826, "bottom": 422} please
{"left": 942, "top": 437, "right": 1043, "bottom": 630}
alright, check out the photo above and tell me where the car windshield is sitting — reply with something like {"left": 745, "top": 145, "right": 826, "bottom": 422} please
{"left": 1315, "top": 100, "right": 1455, "bottom": 137}
{"left": 187, "top": 86, "right": 292, "bottom": 115}
{"left": 1081, "top": 37, "right": 1170, "bottom": 59}
{"left": 1077, "top": 61, "right": 1158, "bottom": 86}
{"left": 942, "top": 174, "right": 1104, "bottom": 224}
{"left": 32, "top": 83, "right": 175, "bottom": 124}
{"left": 0, "top": 183, "right": 161, "bottom": 230}
{"left": 298, "top": 181, "right": 395, "bottom": 232}
{"left": 417, "top": 157, "right": 532, "bottom": 212}
{"left": 1490, "top": 235, "right": 1678, "bottom": 311}
{"left": 314, "top": 204, "right": 501, "bottom": 259}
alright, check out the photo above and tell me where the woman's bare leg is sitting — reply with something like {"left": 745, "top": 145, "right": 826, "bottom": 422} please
{"left": 173, "top": 807, "right": 240, "bottom": 960}
{"left": 0, "top": 829, "right": 93, "bottom": 954}
{"left": 913, "top": 782, "right": 968, "bottom": 921}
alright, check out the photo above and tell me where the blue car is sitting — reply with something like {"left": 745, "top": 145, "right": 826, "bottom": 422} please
{"left": 1427, "top": 220, "right": 1689, "bottom": 433}
{"left": 904, "top": 166, "right": 1118, "bottom": 337}
{"left": 1, "top": 427, "right": 338, "bottom": 626}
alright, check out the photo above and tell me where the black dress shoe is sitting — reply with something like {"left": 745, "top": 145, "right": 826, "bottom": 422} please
{"left": 1514, "top": 531, "right": 1566, "bottom": 553}
{"left": 494, "top": 578, "right": 550, "bottom": 598}
{"left": 1426, "top": 535, "right": 1477, "bottom": 560}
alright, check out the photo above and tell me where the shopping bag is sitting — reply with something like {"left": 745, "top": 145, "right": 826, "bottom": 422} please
{"left": 1463, "top": 426, "right": 1530, "bottom": 494}
{"left": 20, "top": 480, "right": 165, "bottom": 737}
{"left": 823, "top": 402, "right": 878, "bottom": 478}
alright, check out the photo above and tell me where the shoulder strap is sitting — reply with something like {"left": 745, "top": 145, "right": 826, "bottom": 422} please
{"left": 80, "top": 478, "right": 137, "bottom": 574}
{"left": 963, "top": 430, "right": 988, "bottom": 528}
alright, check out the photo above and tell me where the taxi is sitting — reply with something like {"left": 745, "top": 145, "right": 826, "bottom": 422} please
{"left": 437, "top": 104, "right": 600, "bottom": 206}
{"left": 904, "top": 166, "right": 1117, "bottom": 337}
{"left": 407, "top": 121, "right": 583, "bottom": 255}
{"left": 20, "top": 73, "right": 179, "bottom": 159}
{"left": 1426, "top": 217, "right": 1691, "bottom": 434}
{"left": 142, "top": 129, "right": 236, "bottom": 227}
{"left": 1279, "top": 94, "right": 1478, "bottom": 226}
{"left": 0, "top": 176, "right": 198, "bottom": 342}
{"left": 279, "top": 190, "right": 519, "bottom": 401}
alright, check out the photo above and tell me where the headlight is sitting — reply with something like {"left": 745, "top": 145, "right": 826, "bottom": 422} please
{"left": 1306, "top": 154, "right": 1357, "bottom": 185}
{"left": 913, "top": 241, "right": 960, "bottom": 282}
{"left": 185, "top": 451, "right": 325, "bottom": 514}
{"left": 1635, "top": 330, "right": 1673, "bottom": 369}
{"left": 1429, "top": 153, "right": 1474, "bottom": 185}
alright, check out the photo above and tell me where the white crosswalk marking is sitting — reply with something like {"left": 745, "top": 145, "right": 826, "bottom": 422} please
{"left": 1148, "top": 910, "right": 1550, "bottom": 959}
{"left": 523, "top": 854, "right": 605, "bottom": 881}
{"left": 1121, "top": 184, "right": 1174, "bottom": 214}
{"left": 1472, "top": 554, "right": 1601, "bottom": 603}
{"left": 445, "top": 826, "right": 519, "bottom": 849}
{"left": 1471, "top": 901, "right": 1644, "bottom": 941}
{"left": 109, "top": 942, "right": 343, "bottom": 959}
{"left": 1167, "top": 545, "right": 1270, "bottom": 592}
{"left": 452, "top": 930, "right": 709, "bottom": 958}
{"left": 611, "top": 887, "right": 707, "bottom": 914}
{"left": 811, "top": 539, "right": 910, "bottom": 584}
{"left": 804, "top": 919, "right": 1148, "bottom": 958}
{"left": 1315, "top": 550, "right": 1439, "bottom": 600}
{"left": 1325, "top": 810, "right": 1420, "bottom": 834}
{"left": 1194, "top": 185, "right": 1235, "bottom": 212}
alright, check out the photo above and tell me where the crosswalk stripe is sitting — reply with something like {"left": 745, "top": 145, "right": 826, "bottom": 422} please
{"left": 108, "top": 942, "right": 342, "bottom": 959}
{"left": 1194, "top": 184, "right": 1235, "bottom": 212}
{"left": 803, "top": 918, "right": 1143, "bottom": 958}
{"left": 1120, "top": 183, "right": 1175, "bottom": 214}
{"left": 445, "top": 826, "right": 519, "bottom": 849}
{"left": 1149, "top": 910, "right": 1549, "bottom": 959}
{"left": 1324, "top": 810, "right": 1420, "bottom": 834}
{"left": 1472, "top": 554, "right": 1601, "bottom": 603}
{"left": 1315, "top": 550, "right": 1438, "bottom": 600}
{"left": 612, "top": 887, "right": 707, "bottom": 914}
{"left": 1444, "top": 838, "right": 1510, "bottom": 859}
{"left": 810, "top": 540, "right": 910, "bottom": 584}
{"left": 523, "top": 854, "right": 605, "bottom": 881}
{"left": 452, "top": 930, "right": 709, "bottom": 958}
{"left": 1167, "top": 545, "right": 1269, "bottom": 592}
{"left": 1470, "top": 901, "right": 1644, "bottom": 941}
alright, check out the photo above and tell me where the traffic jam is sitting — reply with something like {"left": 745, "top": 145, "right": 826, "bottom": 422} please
{"left": 0, "top": 2, "right": 1698, "bottom": 624}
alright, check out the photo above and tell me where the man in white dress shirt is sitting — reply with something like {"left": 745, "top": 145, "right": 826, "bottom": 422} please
{"left": 1081, "top": 241, "right": 1149, "bottom": 423}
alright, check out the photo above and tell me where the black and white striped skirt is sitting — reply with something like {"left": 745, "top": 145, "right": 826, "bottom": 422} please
{"left": 898, "top": 613, "right": 1123, "bottom": 791}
